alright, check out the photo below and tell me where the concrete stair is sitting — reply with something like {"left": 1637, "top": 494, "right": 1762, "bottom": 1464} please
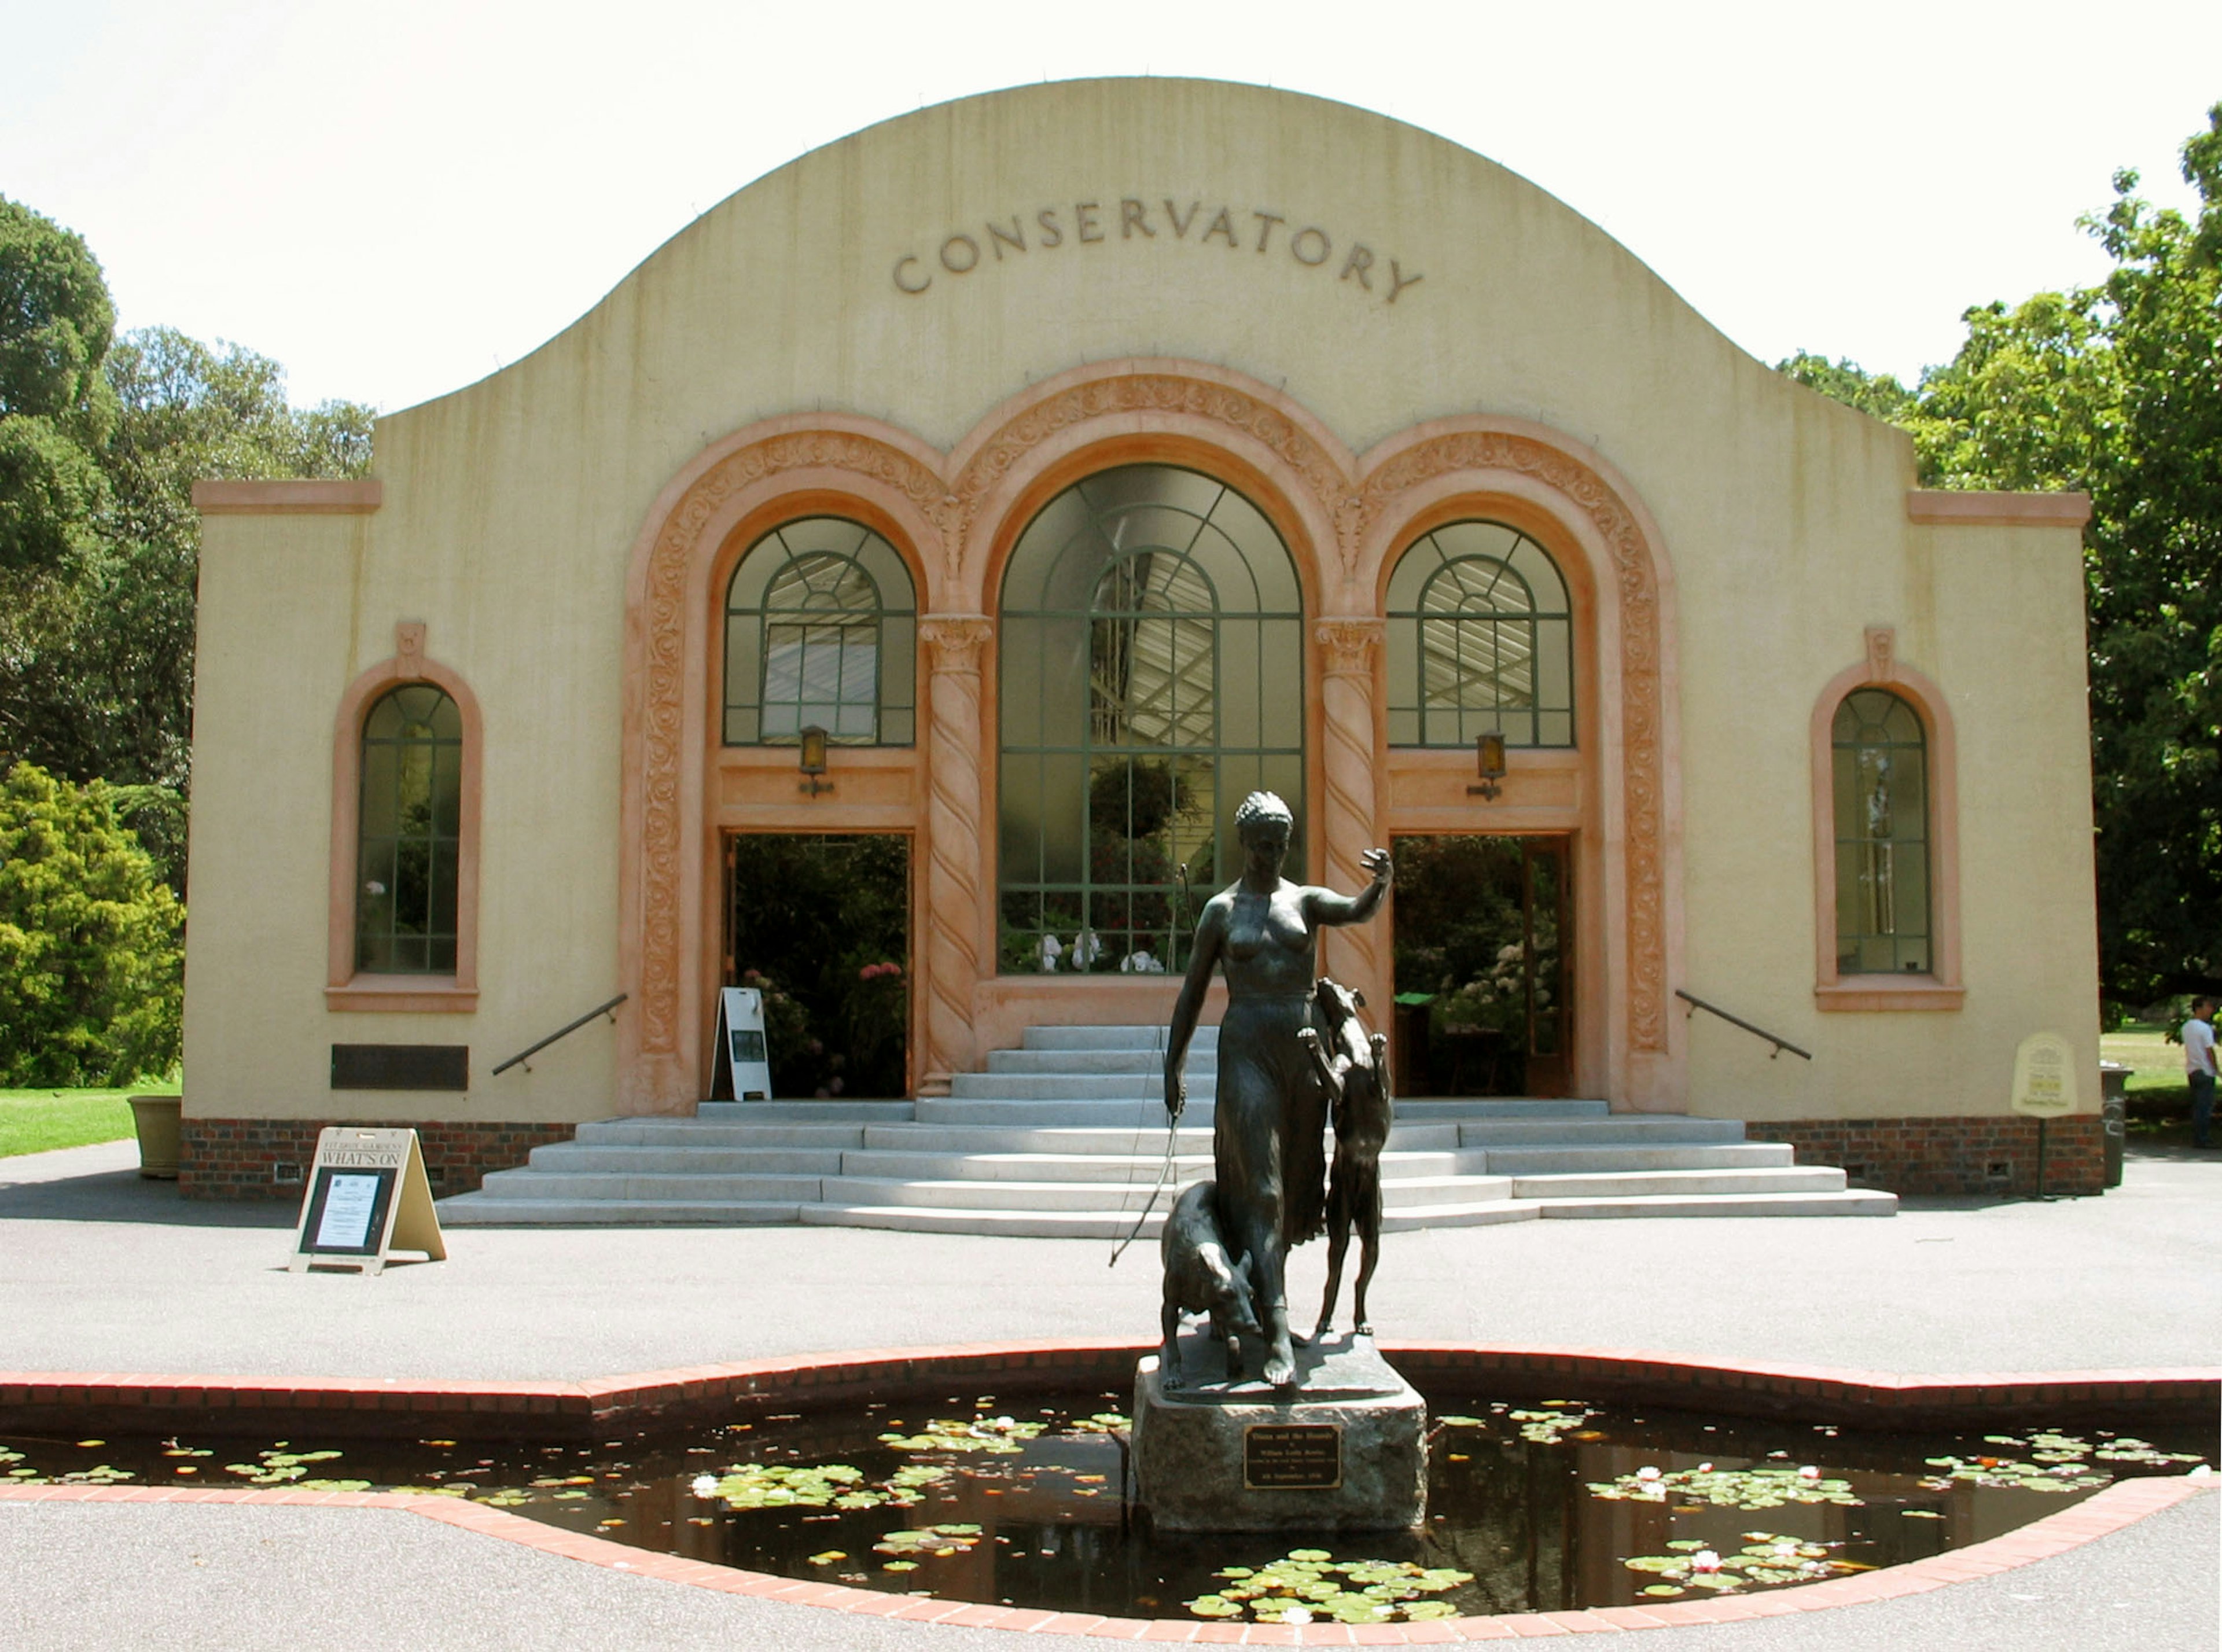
{"left": 437, "top": 1024, "right": 1896, "bottom": 1228}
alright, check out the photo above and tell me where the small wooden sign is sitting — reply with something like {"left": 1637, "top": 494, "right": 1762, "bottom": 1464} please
{"left": 2011, "top": 1031, "right": 2079, "bottom": 1118}
{"left": 1244, "top": 1423, "right": 1342, "bottom": 1490}
{"left": 709, "top": 987, "right": 774, "bottom": 1101}
{"left": 286, "top": 1127, "right": 447, "bottom": 1275}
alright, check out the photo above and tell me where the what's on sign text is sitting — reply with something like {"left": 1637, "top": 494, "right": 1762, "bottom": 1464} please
{"left": 894, "top": 198, "right": 1422, "bottom": 306}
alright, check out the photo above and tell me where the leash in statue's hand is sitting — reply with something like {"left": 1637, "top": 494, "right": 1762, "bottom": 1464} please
{"left": 1108, "top": 1070, "right": 1183, "bottom": 1268}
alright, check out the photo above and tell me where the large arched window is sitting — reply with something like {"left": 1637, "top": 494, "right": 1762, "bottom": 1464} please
{"left": 999, "top": 464, "right": 1303, "bottom": 974}
{"left": 1831, "top": 688, "right": 1930, "bottom": 975}
{"left": 723, "top": 518, "right": 916, "bottom": 745}
{"left": 1385, "top": 521, "right": 1574, "bottom": 748}
{"left": 356, "top": 683, "right": 463, "bottom": 973}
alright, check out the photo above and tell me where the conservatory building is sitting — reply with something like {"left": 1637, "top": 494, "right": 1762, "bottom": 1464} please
{"left": 179, "top": 77, "right": 2100, "bottom": 1202}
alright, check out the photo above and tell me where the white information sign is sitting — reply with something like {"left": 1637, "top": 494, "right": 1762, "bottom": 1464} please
{"left": 2010, "top": 1031, "right": 2080, "bottom": 1118}
{"left": 709, "top": 987, "right": 775, "bottom": 1101}
{"left": 286, "top": 1127, "right": 448, "bottom": 1275}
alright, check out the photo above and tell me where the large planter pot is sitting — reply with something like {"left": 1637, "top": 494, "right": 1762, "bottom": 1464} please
{"left": 128, "top": 1095, "right": 181, "bottom": 1179}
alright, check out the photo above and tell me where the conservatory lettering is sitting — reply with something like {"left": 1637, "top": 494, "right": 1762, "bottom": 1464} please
{"left": 892, "top": 197, "right": 1425, "bottom": 304}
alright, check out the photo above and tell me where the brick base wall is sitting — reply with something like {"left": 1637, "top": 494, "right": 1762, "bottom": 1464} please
{"left": 179, "top": 1119, "right": 575, "bottom": 1200}
{"left": 1747, "top": 1115, "right": 2104, "bottom": 1198}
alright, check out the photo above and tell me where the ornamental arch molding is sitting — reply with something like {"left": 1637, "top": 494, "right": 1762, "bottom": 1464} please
{"left": 617, "top": 370, "right": 1682, "bottom": 1111}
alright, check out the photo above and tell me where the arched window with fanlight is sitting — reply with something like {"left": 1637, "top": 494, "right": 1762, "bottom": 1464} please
{"left": 1385, "top": 521, "right": 1574, "bottom": 748}
{"left": 998, "top": 464, "right": 1304, "bottom": 974}
{"left": 1831, "top": 687, "right": 1931, "bottom": 976}
{"left": 723, "top": 518, "right": 917, "bottom": 745}
{"left": 356, "top": 683, "right": 463, "bottom": 973}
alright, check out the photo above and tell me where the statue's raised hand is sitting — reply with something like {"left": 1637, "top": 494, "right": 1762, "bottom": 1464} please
{"left": 1360, "top": 845, "right": 1392, "bottom": 886}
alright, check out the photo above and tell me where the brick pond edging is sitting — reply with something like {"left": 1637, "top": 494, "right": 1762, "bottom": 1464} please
{"left": 2, "top": 1342, "right": 2216, "bottom": 1442}
{"left": 0, "top": 1474, "right": 2208, "bottom": 1642}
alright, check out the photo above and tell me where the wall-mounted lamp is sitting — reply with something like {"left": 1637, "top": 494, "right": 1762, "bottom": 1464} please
{"left": 798, "top": 725, "right": 832, "bottom": 796}
{"left": 1467, "top": 732, "right": 1507, "bottom": 800}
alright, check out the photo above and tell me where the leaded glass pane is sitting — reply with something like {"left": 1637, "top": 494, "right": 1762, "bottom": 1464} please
{"left": 723, "top": 519, "right": 917, "bottom": 746}
{"left": 998, "top": 464, "right": 1303, "bottom": 974}
{"left": 1386, "top": 523, "right": 1576, "bottom": 748}
{"left": 356, "top": 685, "right": 461, "bottom": 976}
{"left": 1832, "top": 688, "right": 1931, "bottom": 974}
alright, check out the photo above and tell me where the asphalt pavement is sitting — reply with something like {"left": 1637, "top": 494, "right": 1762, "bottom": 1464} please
{"left": 2, "top": 1136, "right": 2216, "bottom": 1649}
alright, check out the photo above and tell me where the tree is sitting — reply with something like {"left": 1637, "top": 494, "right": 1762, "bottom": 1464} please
{"left": 0, "top": 198, "right": 374, "bottom": 892}
{"left": 1780, "top": 102, "right": 2222, "bottom": 1006}
{"left": 0, "top": 761, "right": 183, "bottom": 1086}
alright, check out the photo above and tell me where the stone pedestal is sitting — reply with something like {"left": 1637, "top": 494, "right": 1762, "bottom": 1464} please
{"left": 1131, "top": 1330, "right": 1427, "bottom": 1531}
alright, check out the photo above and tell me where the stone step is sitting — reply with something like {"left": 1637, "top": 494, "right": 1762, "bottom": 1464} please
{"left": 914, "top": 1098, "right": 1208, "bottom": 1127}
{"left": 577, "top": 1120, "right": 873, "bottom": 1150}
{"left": 1506, "top": 1166, "right": 1845, "bottom": 1199}
{"left": 796, "top": 1198, "right": 1540, "bottom": 1239}
{"left": 984, "top": 1049, "right": 1208, "bottom": 1075}
{"left": 437, "top": 1194, "right": 803, "bottom": 1226}
{"left": 1393, "top": 1098, "right": 1610, "bottom": 1120}
{"left": 833, "top": 1147, "right": 1480, "bottom": 1183}
{"left": 948, "top": 1073, "right": 1219, "bottom": 1101}
{"left": 471, "top": 1170, "right": 825, "bottom": 1201}
{"left": 1531, "top": 1189, "right": 1900, "bottom": 1218}
{"left": 810, "top": 1172, "right": 1516, "bottom": 1213}
{"left": 531, "top": 1144, "right": 845, "bottom": 1175}
{"left": 1022, "top": 1025, "right": 1219, "bottom": 1051}
{"left": 694, "top": 1101, "right": 915, "bottom": 1121}
{"left": 860, "top": 1122, "right": 1466, "bottom": 1154}
{"left": 1456, "top": 1118, "right": 1749, "bottom": 1146}
{"left": 1479, "top": 1143, "right": 1794, "bottom": 1173}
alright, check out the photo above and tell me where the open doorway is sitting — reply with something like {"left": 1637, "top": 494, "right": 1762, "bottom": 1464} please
{"left": 1390, "top": 836, "right": 1572, "bottom": 1097}
{"left": 722, "top": 833, "right": 910, "bottom": 1099}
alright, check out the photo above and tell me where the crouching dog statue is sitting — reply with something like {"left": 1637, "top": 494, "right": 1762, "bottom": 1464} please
{"left": 1160, "top": 791, "right": 1392, "bottom": 1387}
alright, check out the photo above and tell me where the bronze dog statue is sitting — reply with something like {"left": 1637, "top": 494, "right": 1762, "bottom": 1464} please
{"left": 1296, "top": 976, "right": 1392, "bottom": 1339}
{"left": 1158, "top": 1179, "right": 1263, "bottom": 1386}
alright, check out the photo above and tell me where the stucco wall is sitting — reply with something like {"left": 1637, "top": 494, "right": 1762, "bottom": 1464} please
{"left": 181, "top": 78, "right": 2096, "bottom": 1125}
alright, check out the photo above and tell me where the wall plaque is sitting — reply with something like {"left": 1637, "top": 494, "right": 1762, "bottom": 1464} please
{"left": 286, "top": 1127, "right": 448, "bottom": 1275}
{"left": 1244, "top": 1423, "right": 1342, "bottom": 1490}
{"left": 330, "top": 1043, "right": 469, "bottom": 1091}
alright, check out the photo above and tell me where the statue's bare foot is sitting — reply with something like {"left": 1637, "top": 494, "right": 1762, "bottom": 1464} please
{"left": 1263, "top": 1344, "right": 1297, "bottom": 1387}
{"left": 1353, "top": 1320, "right": 1373, "bottom": 1338}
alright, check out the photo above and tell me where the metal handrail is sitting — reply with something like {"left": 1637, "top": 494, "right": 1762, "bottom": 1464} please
{"left": 1674, "top": 989, "right": 1812, "bottom": 1061}
{"left": 491, "top": 994, "right": 628, "bottom": 1076}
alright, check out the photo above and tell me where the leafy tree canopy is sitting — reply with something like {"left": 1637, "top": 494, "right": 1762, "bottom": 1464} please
{"left": 1780, "top": 102, "right": 2222, "bottom": 1006}
{"left": 0, "top": 761, "right": 183, "bottom": 1086}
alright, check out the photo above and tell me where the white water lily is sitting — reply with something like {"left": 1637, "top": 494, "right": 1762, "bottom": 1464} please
{"left": 691, "top": 1474, "right": 718, "bottom": 1497}
{"left": 1636, "top": 1466, "right": 1662, "bottom": 1481}
{"left": 1691, "top": 1550, "right": 1722, "bottom": 1573}
{"left": 1283, "top": 1606, "right": 1312, "bottom": 1625}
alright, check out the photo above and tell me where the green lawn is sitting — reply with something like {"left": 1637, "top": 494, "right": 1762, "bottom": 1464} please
{"left": 0, "top": 1085, "right": 178, "bottom": 1158}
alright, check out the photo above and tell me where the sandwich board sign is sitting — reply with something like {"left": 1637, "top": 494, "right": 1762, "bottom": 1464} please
{"left": 709, "top": 986, "right": 774, "bottom": 1101}
{"left": 287, "top": 1127, "right": 447, "bottom": 1275}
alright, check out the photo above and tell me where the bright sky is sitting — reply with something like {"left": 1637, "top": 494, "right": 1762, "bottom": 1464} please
{"left": 5, "top": 0, "right": 2215, "bottom": 415}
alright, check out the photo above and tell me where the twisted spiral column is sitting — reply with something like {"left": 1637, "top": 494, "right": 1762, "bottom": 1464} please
{"left": 1314, "top": 617, "right": 1389, "bottom": 1009}
{"left": 918, "top": 616, "right": 995, "bottom": 1094}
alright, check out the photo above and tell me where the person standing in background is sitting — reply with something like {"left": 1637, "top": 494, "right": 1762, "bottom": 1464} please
{"left": 2183, "top": 997, "right": 2217, "bottom": 1149}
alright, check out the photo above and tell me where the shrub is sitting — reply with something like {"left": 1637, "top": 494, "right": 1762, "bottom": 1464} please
{"left": 0, "top": 761, "right": 183, "bottom": 1084}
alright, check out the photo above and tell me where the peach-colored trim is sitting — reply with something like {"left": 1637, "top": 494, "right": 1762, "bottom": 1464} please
{"left": 617, "top": 369, "right": 1690, "bottom": 1114}
{"left": 193, "top": 479, "right": 383, "bottom": 515}
{"left": 326, "top": 623, "right": 483, "bottom": 1011}
{"left": 1811, "top": 626, "right": 1962, "bottom": 1005}
{"left": 1907, "top": 489, "right": 2091, "bottom": 528}
{"left": 620, "top": 417, "right": 950, "bottom": 1110}
{"left": 1353, "top": 416, "right": 1683, "bottom": 1108}
{"left": 1816, "top": 982, "right": 1967, "bottom": 1013}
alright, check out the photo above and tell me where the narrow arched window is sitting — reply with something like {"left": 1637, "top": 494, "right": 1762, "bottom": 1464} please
{"left": 1832, "top": 688, "right": 1930, "bottom": 974}
{"left": 356, "top": 683, "right": 462, "bottom": 973}
{"left": 723, "top": 518, "right": 916, "bottom": 744}
{"left": 1386, "top": 521, "right": 1574, "bottom": 748}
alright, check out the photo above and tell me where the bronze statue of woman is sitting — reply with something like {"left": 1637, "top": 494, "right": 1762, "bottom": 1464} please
{"left": 1162, "top": 791, "right": 1391, "bottom": 1386}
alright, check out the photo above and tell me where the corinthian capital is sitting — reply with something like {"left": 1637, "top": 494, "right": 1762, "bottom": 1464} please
{"left": 919, "top": 614, "right": 995, "bottom": 673}
{"left": 1314, "top": 616, "right": 1384, "bottom": 676}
